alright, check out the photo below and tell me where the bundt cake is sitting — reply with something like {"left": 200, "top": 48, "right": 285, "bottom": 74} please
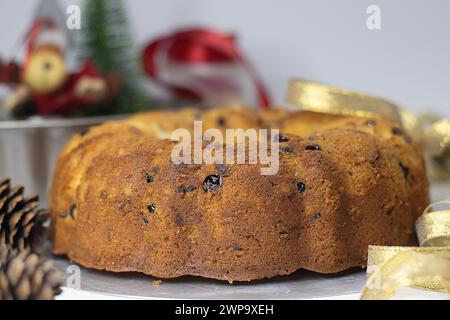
{"left": 49, "top": 106, "right": 429, "bottom": 282}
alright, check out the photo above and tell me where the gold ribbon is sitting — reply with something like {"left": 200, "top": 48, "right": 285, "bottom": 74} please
{"left": 416, "top": 200, "right": 450, "bottom": 247}
{"left": 286, "top": 78, "right": 402, "bottom": 123}
{"left": 360, "top": 199, "right": 450, "bottom": 300}
{"left": 285, "top": 78, "right": 450, "bottom": 179}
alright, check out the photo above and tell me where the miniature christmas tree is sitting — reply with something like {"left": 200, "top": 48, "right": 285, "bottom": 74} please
{"left": 77, "top": 0, "right": 149, "bottom": 114}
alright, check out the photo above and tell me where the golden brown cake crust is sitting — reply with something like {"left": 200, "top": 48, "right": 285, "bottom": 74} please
{"left": 49, "top": 107, "right": 429, "bottom": 282}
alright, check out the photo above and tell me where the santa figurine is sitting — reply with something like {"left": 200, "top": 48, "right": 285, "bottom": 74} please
{"left": 1, "top": 21, "right": 121, "bottom": 118}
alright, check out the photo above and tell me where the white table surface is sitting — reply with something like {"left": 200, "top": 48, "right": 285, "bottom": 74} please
{"left": 56, "top": 287, "right": 448, "bottom": 300}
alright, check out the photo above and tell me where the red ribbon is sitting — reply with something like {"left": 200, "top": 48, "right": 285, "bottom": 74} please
{"left": 143, "top": 28, "right": 270, "bottom": 108}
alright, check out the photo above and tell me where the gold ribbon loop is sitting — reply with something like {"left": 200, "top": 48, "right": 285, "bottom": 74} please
{"left": 285, "top": 78, "right": 403, "bottom": 123}
{"left": 423, "top": 119, "right": 450, "bottom": 156}
{"left": 361, "top": 200, "right": 450, "bottom": 300}
{"left": 362, "top": 248, "right": 450, "bottom": 300}
{"left": 416, "top": 199, "right": 450, "bottom": 247}
{"left": 423, "top": 119, "right": 450, "bottom": 180}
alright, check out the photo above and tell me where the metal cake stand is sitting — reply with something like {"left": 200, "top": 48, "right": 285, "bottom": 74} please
{"left": 0, "top": 115, "right": 124, "bottom": 205}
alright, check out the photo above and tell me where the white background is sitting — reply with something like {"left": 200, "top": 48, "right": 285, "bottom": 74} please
{"left": 0, "top": 0, "right": 449, "bottom": 116}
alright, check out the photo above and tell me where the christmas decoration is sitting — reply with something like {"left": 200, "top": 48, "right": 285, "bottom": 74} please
{"left": 33, "top": 0, "right": 76, "bottom": 53}
{"left": 0, "top": 179, "right": 49, "bottom": 255}
{"left": 77, "top": 0, "right": 148, "bottom": 114}
{"left": 0, "top": 0, "right": 72, "bottom": 87}
{"left": 143, "top": 28, "right": 270, "bottom": 108}
{"left": 0, "top": 245, "right": 62, "bottom": 300}
{"left": 0, "top": 58, "right": 21, "bottom": 86}
{"left": 1, "top": 20, "right": 122, "bottom": 118}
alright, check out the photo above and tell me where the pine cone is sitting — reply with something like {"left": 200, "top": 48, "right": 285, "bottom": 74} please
{"left": 0, "top": 245, "right": 62, "bottom": 300}
{"left": 0, "top": 180, "right": 49, "bottom": 254}
{"left": 0, "top": 244, "right": 11, "bottom": 262}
